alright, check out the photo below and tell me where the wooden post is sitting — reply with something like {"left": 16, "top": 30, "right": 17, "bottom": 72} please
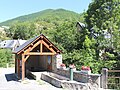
{"left": 17, "top": 59, "right": 20, "bottom": 79}
{"left": 52, "top": 55, "right": 57, "bottom": 72}
{"left": 51, "top": 55, "right": 53, "bottom": 71}
{"left": 22, "top": 54, "right": 25, "bottom": 81}
{"left": 40, "top": 41, "right": 42, "bottom": 53}
{"left": 17, "top": 59, "right": 18, "bottom": 75}
{"left": 102, "top": 68, "right": 108, "bottom": 89}
{"left": 15, "top": 54, "right": 17, "bottom": 74}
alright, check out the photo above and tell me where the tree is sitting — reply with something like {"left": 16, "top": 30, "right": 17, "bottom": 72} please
{"left": 85, "top": 0, "right": 120, "bottom": 49}
{"left": 0, "top": 31, "right": 9, "bottom": 40}
{"left": 85, "top": 0, "right": 120, "bottom": 69}
{"left": 0, "top": 49, "right": 12, "bottom": 67}
{"left": 43, "top": 21, "right": 97, "bottom": 72}
{"left": 7, "top": 22, "right": 36, "bottom": 39}
{"left": 53, "top": 21, "right": 77, "bottom": 52}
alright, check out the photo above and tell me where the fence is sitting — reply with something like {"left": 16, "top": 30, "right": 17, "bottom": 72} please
{"left": 102, "top": 68, "right": 120, "bottom": 89}
{"left": 108, "top": 70, "right": 120, "bottom": 89}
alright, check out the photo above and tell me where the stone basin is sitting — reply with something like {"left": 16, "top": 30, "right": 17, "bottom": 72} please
{"left": 28, "top": 68, "right": 101, "bottom": 89}
{"left": 29, "top": 71, "right": 89, "bottom": 90}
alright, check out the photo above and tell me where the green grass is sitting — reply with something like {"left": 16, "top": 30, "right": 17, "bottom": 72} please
{"left": 37, "top": 80, "right": 46, "bottom": 85}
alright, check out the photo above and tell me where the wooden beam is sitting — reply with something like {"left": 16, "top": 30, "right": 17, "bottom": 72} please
{"left": 30, "top": 43, "right": 33, "bottom": 46}
{"left": 24, "top": 40, "right": 41, "bottom": 54}
{"left": 17, "top": 36, "right": 41, "bottom": 54}
{"left": 49, "top": 44, "right": 53, "bottom": 48}
{"left": 41, "top": 36, "right": 44, "bottom": 39}
{"left": 42, "top": 40, "right": 56, "bottom": 53}
{"left": 40, "top": 41, "right": 43, "bottom": 53}
{"left": 51, "top": 55, "right": 52, "bottom": 71}
{"left": 30, "top": 40, "right": 41, "bottom": 51}
{"left": 15, "top": 54, "right": 17, "bottom": 74}
{"left": 57, "top": 50, "right": 60, "bottom": 53}
{"left": 17, "top": 59, "right": 20, "bottom": 79}
{"left": 108, "top": 70, "right": 120, "bottom": 72}
{"left": 24, "top": 48, "right": 30, "bottom": 55}
{"left": 24, "top": 55, "right": 30, "bottom": 62}
{"left": 42, "top": 36, "right": 60, "bottom": 52}
{"left": 22, "top": 54, "right": 25, "bottom": 81}
{"left": 24, "top": 52, "right": 55, "bottom": 55}
{"left": 18, "top": 50, "right": 24, "bottom": 55}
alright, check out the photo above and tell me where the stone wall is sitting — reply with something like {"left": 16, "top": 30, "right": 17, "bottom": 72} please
{"left": 55, "top": 69, "right": 101, "bottom": 88}
{"left": 41, "top": 72, "right": 100, "bottom": 90}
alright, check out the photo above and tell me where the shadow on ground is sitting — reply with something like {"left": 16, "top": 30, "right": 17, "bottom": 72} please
{"left": 5, "top": 73, "right": 35, "bottom": 82}
{"left": 5, "top": 73, "right": 18, "bottom": 81}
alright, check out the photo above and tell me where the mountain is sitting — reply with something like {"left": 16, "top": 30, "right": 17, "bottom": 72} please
{"left": 0, "top": 9, "right": 81, "bottom": 26}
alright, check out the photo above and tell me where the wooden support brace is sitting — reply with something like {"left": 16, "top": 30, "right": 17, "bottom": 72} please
{"left": 22, "top": 54, "right": 25, "bottom": 81}
{"left": 49, "top": 44, "right": 53, "bottom": 48}
{"left": 30, "top": 41, "right": 41, "bottom": 51}
{"left": 17, "top": 59, "right": 20, "bottom": 79}
{"left": 30, "top": 43, "right": 33, "bottom": 46}
{"left": 15, "top": 55, "right": 17, "bottom": 74}
{"left": 24, "top": 52, "right": 55, "bottom": 55}
{"left": 24, "top": 55, "right": 30, "bottom": 62}
{"left": 42, "top": 40, "right": 56, "bottom": 53}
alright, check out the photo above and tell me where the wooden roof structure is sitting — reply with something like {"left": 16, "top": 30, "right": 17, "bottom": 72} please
{"left": 13, "top": 34, "right": 61, "bottom": 80}
{"left": 13, "top": 34, "right": 61, "bottom": 55}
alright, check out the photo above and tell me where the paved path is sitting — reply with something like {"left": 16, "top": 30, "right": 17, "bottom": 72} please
{"left": 0, "top": 68, "right": 63, "bottom": 90}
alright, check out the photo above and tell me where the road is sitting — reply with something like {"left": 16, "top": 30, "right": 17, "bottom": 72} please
{"left": 0, "top": 68, "right": 63, "bottom": 90}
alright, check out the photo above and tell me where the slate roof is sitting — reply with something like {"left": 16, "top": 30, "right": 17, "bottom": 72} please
{"left": 0, "top": 40, "right": 26, "bottom": 49}
{"left": 13, "top": 35, "right": 39, "bottom": 53}
{"left": 77, "top": 22, "right": 85, "bottom": 29}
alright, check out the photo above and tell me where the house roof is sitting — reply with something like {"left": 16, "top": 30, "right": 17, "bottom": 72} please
{"left": 13, "top": 34, "right": 61, "bottom": 54}
{"left": 0, "top": 40, "right": 26, "bottom": 49}
{"left": 76, "top": 22, "right": 85, "bottom": 29}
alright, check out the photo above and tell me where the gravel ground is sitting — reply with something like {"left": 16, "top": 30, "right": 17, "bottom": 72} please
{"left": 0, "top": 68, "right": 64, "bottom": 90}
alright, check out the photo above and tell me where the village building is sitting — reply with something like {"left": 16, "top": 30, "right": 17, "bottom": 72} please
{"left": 76, "top": 22, "right": 85, "bottom": 32}
{"left": 12, "top": 34, "right": 62, "bottom": 80}
{"left": 0, "top": 40, "right": 26, "bottom": 50}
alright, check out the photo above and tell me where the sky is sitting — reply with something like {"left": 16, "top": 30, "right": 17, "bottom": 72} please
{"left": 0, "top": 0, "right": 92, "bottom": 23}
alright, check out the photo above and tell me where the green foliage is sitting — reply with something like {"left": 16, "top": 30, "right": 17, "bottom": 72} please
{"left": 85, "top": 0, "right": 120, "bottom": 49}
{"left": 83, "top": 35, "right": 93, "bottom": 48}
{"left": 85, "top": 0, "right": 120, "bottom": 73}
{"left": 0, "top": 49, "right": 12, "bottom": 67}
{"left": 0, "top": 32, "right": 9, "bottom": 40}
{"left": 0, "top": 9, "right": 80, "bottom": 26}
{"left": 44, "top": 21, "right": 99, "bottom": 73}
{"left": 7, "top": 22, "right": 36, "bottom": 39}
{"left": 4, "top": 9, "right": 83, "bottom": 40}
{"left": 53, "top": 21, "right": 77, "bottom": 52}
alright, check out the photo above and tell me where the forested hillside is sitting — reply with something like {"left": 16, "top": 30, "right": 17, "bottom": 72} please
{"left": 0, "top": 9, "right": 82, "bottom": 26}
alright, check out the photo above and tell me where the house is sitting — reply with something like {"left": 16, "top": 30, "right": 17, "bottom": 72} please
{"left": 76, "top": 22, "right": 85, "bottom": 32}
{"left": 12, "top": 34, "right": 61, "bottom": 80}
{"left": 76, "top": 22, "right": 112, "bottom": 56}
{"left": 0, "top": 40, "right": 26, "bottom": 50}
{"left": 0, "top": 26, "right": 9, "bottom": 35}
{"left": 0, "top": 27, "right": 6, "bottom": 38}
{"left": 76, "top": 22, "right": 111, "bottom": 38}
{"left": 0, "top": 27, "right": 5, "bottom": 31}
